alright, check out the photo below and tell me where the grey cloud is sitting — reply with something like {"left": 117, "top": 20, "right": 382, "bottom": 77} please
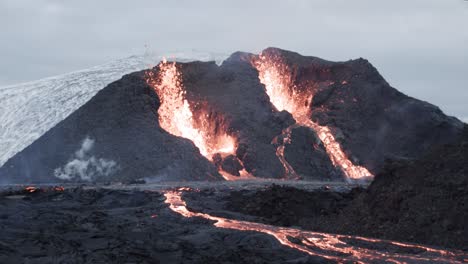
{"left": 0, "top": 0, "right": 467, "bottom": 119}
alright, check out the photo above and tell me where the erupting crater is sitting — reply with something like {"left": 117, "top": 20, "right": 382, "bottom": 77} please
{"left": 145, "top": 59, "right": 249, "bottom": 180}
{"left": 2, "top": 47, "right": 461, "bottom": 184}
{"left": 253, "top": 51, "right": 373, "bottom": 181}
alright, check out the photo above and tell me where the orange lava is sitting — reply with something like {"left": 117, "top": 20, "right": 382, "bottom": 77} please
{"left": 271, "top": 124, "right": 300, "bottom": 179}
{"left": 54, "top": 186, "right": 65, "bottom": 192}
{"left": 302, "top": 119, "right": 372, "bottom": 180}
{"left": 146, "top": 59, "right": 247, "bottom": 180}
{"left": 254, "top": 53, "right": 372, "bottom": 181}
{"left": 219, "top": 169, "right": 255, "bottom": 181}
{"left": 165, "top": 190, "right": 466, "bottom": 263}
{"left": 146, "top": 59, "right": 236, "bottom": 159}
{"left": 25, "top": 186, "right": 37, "bottom": 193}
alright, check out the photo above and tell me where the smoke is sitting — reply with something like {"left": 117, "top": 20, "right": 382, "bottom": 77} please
{"left": 54, "top": 137, "right": 118, "bottom": 181}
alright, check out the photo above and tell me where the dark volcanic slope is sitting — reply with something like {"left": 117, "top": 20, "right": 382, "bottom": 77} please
{"left": 283, "top": 127, "right": 339, "bottom": 180}
{"left": 222, "top": 125, "right": 468, "bottom": 250}
{"left": 328, "top": 124, "right": 468, "bottom": 249}
{"left": 179, "top": 59, "right": 294, "bottom": 178}
{"left": 0, "top": 72, "right": 221, "bottom": 183}
{"left": 0, "top": 47, "right": 464, "bottom": 183}
{"left": 254, "top": 48, "right": 464, "bottom": 174}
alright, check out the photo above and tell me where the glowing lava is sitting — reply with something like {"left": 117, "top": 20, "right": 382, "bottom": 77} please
{"left": 25, "top": 186, "right": 37, "bottom": 193}
{"left": 271, "top": 124, "right": 300, "bottom": 179}
{"left": 146, "top": 59, "right": 235, "bottom": 159}
{"left": 165, "top": 189, "right": 465, "bottom": 263}
{"left": 254, "top": 53, "right": 372, "bottom": 181}
{"left": 145, "top": 59, "right": 250, "bottom": 180}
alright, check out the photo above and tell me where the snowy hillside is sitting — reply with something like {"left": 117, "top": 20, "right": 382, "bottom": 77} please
{"left": 0, "top": 51, "right": 228, "bottom": 167}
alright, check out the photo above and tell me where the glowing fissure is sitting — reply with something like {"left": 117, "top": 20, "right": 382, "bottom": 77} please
{"left": 254, "top": 54, "right": 372, "bottom": 181}
{"left": 165, "top": 189, "right": 463, "bottom": 263}
{"left": 146, "top": 60, "right": 235, "bottom": 159}
{"left": 147, "top": 60, "right": 242, "bottom": 180}
{"left": 272, "top": 124, "right": 300, "bottom": 179}
{"left": 220, "top": 168, "right": 255, "bottom": 181}
{"left": 302, "top": 119, "right": 372, "bottom": 180}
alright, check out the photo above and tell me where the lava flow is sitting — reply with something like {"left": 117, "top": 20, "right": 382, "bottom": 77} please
{"left": 165, "top": 189, "right": 464, "bottom": 263}
{"left": 146, "top": 59, "right": 235, "bottom": 158}
{"left": 25, "top": 186, "right": 38, "bottom": 193}
{"left": 254, "top": 53, "right": 372, "bottom": 181}
{"left": 271, "top": 124, "right": 300, "bottom": 179}
{"left": 145, "top": 59, "right": 249, "bottom": 180}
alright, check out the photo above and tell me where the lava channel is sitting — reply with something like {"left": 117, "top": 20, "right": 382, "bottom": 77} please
{"left": 146, "top": 59, "right": 251, "bottom": 180}
{"left": 165, "top": 189, "right": 466, "bottom": 263}
{"left": 271, "top": 124, "right": 300, "bottom": 180}
{"left": 254, "top": 53, "right": 373, "bottom": 181}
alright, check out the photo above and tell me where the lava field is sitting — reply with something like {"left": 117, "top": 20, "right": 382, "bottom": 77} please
{"left": 0, "top": 48, "right": 466, "bottom": 263}
{"left": 0, "top": 180, "right": 466, "bottom": 263}
{"left": 0, "top": 48, "right": 463, "bottom": 184}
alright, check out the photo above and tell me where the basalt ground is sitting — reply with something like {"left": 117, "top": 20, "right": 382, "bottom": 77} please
{"left": 0, "top": 178, "right": 466, "bottom": 263}
{"left": 0, "top": 48, "right": 466, "bottom": 263}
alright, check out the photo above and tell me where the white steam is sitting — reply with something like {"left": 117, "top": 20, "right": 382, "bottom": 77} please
{"left": 54, "top": 137, "right": 118, "bottom": 181}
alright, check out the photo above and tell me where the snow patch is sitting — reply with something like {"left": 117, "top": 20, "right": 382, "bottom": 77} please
{"left": 0, "top": 51, "right": 228, "bottom": 167}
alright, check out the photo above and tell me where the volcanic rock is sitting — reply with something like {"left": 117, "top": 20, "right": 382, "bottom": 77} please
{"left": 0, "top": 188, "right": 325, "bottom": 263}
{"left": 0, "top": 72, "right": 222, "bottom": 183}
{"left": 220, "top": 155, "right": 243, "bottom": 176}
{"left": 0, "top": 47, "right": 464, "bottom": 183}
{"left": 219, "top": 125, "right": 468, "bottom": 249}
{"left": 283, "top": 127, "right": 341, "bottom": 180}
{"left": 325, "top": 124, "right": 468, "bottom": 250}
{"left": 176, "top": 59, "right": 292, "bottom": 178}
{"left": 256, "top": 48, "right": 464, "bottom": 174}
{"left": 223, "top": 184, "right": 358, "bottom": 227}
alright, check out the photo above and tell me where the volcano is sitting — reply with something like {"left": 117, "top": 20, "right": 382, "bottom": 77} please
{"left": 0, "top": 48, "right": 463, "bottom": 184}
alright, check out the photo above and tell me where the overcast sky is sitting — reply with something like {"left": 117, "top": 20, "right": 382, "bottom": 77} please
{"left": 1, "top": 0, "right": 467, "bottom": 121}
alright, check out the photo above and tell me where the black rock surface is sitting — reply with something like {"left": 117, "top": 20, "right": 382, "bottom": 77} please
{"left": 0, "top": 188, "right": 325, "bottom": 264}
{"left": 220, "top": 155, "right": 243, "bottom": 176}
{"left": 0, "top": 72, "right": 221, "bottom": 183}
{"left": 177, "top": 59, "right": 293, "bottom": 178}
{"left": 213, "top": 125, "right": 468, "bottom": 250}
{"left": 0, "top": 48, "right": 464, "bottom": 183}
{"left": 256, "top": 48, "right": 464, "bottom": 174}
{"left": 284, "top": 127, "right": 341, "bottom": 180}
{"left": 325, "top": 124, "right": 468, "bottom": 250}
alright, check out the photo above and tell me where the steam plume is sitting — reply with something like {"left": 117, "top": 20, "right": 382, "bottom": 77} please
{"left": 54, "top": 137, "right": 117, "bottom": 181}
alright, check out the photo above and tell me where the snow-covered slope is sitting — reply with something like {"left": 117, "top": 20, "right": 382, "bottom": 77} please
{"left": 0, "top": 51, "right": 228, "bottom": 167}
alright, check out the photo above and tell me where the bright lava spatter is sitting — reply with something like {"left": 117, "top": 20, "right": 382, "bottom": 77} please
{"left": 254, "top": 53, "right": 372, "bottom": 181}
{"left": 146, "top": 59, "right": 235, "bottom": 158}
{"left": 146, "top": 59, "right": 250, "bottom": 180}
{"left": 165, "top": 189, "right": 465, "bottom": 263}
{"left": 271, "top": 124, "right": 300, "bottom": 179}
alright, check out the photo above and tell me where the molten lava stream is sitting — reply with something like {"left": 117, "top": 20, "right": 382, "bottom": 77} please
{"left": 219, "top": 168, "right": 254, "bottom": 181}
{"left": 300, "top": 118, "right": 372, "bottom": 180}
{"left": 271, "top": 124, "right": 300, "bottom": 179}
{"left": 254, "top": 54, "right": 372, "bottom": 181}
{"left": 165, "top": 189, "right": 464, "bottom": 263}
{"left": 146, "top": 59, "right": 250, "bottom": 181}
